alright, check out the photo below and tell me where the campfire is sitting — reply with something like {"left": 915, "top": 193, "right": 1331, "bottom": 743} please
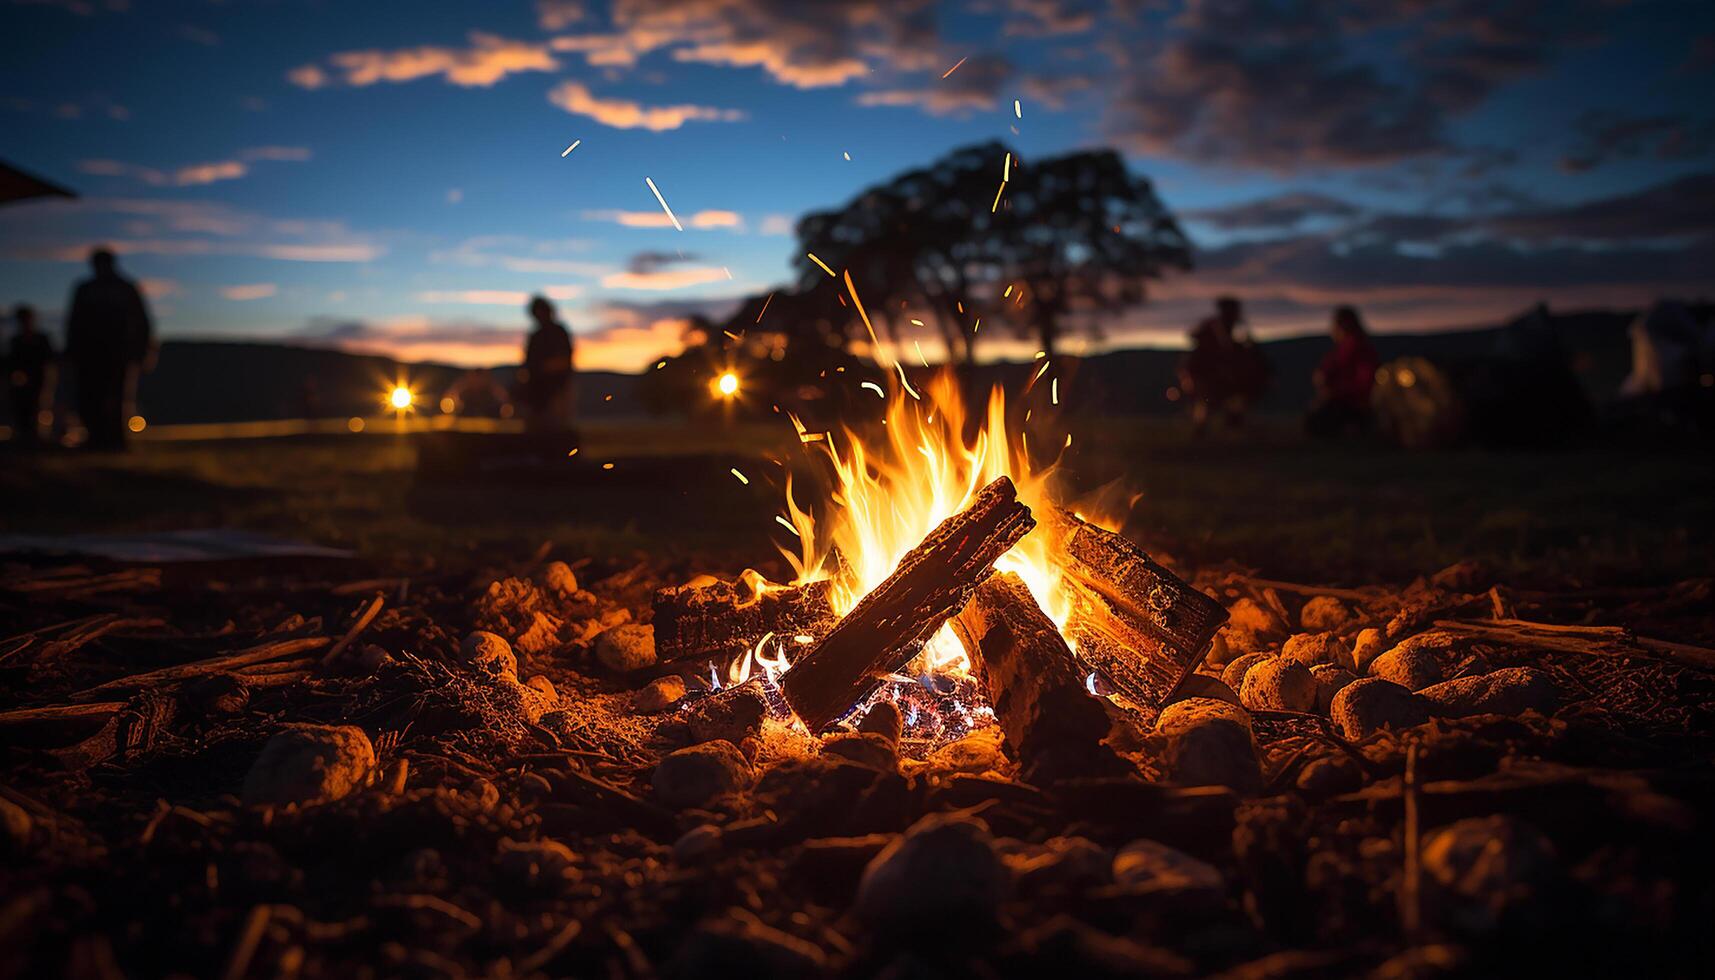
{"left": 652, "top": 370, "right": 1228, "bottom": 767}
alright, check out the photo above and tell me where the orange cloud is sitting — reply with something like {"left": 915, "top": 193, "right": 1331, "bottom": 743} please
{"left": 416, "top": 290, "right": 532, "bottom": 306}
{"left": 222, "top": 283, "right": 277, "bottom": 301}
{"left": 546, "top": 81, "right": 742, "bottom": 131}
{"left": 582, "top": 208, "right": 743, "bottom": 229}
{"left": 600, "top": 265, "right": 731, "bottom": 290}
{"left": 290, "top": 33, "right": 558, "bottom": 89}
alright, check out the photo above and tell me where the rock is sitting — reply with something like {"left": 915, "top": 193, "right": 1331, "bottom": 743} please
{"left": 685, "top": 683, "right": 768, "bottom": 744}
{"left": 636, "top": 675, "right": 688, "bottom": 714}
{"left": 653, "top": 740, "right": 753, "bottom": 808}
{"left": 1221, "top": 651, "right": 1273, "bottom": 693}
{"left": 1299, "top": 596, "right": 1354, "bottom": 632}
{"left": 1173, "top": 672, "right": 1241, "bottom": 707}
{"left": 1309, "top": 664, "right": 1358, "bottom": 714}
{"left": 1281, "top": 632, "right": 1355, "bottom": 671}
{"left": 673, "top": 823, "right": 723, "bottom": 863}
{"left": 1294, "top": 754, "right": 1363, "bottom": 797}
{"left": 1351, "top": 628, "right": 1389, "bottom": 673}
{"left": 515, "top": 677, "right": 558, "bottom": 723}
{"left": 1228, "top": 597, "right": 1289, "bottom": 637}
{"left": 666, "top": 908, "right": 826, "bottom": 980}
{"left": 1012, "top": 836, "right": 1112, "bottom": 893}
{"left": 594, "top": 623, "right": 656, "bottom": 672}
{"left": 1419, "top": 667, "right": 1560, "bottom": 719}
{"left": 1368, "top": 645, "right": 1442, "bottom": 691}
{"left": 1239, "top": 658, "right": 1317, "bottom": 713}
{"left": 0, "top": 797, "right": 30, "bottom": 853}
{"left": 858, "top": 700, "right": 905, "bottom": 745}
{"left": 1001, "top": 916, "right": 1192, "bottom": 978}
{"left": 242, "top": 725, "right": 376, "bottom": 807}
{"left": 539, "top": 560, "right": 579, "bottom": 596}
{"left": 458, "top": 631, "right": 518, "bottom": 680}
{"left": 496, "top": 838, "right": 577, "bottom": 889}
{"left": 926, "top": 727, "right": 1006, "bottom": 774}
{"left": 1155, "top": 697, "right": 1262, "bottom": 794}
{"left": 1329, "top": 679, "right": 1429, "bottom": 740}
{"left": 822, "top": 732, "right": 898, "bottom": 771}
{"left": 1429, "top": 559, "right": 1496, "bottom": 593}
{"left": 1112, "top": 839, "right": 1225, "bottom": 902}
{"left": 856, "top": 813, "right": 1008, "bottom": 937}
{"left": 1421, "top": 815, "right": 1558, "bottom": 936}
{"left": 1204, "top": 632, "right": 1233, "bottom": 668}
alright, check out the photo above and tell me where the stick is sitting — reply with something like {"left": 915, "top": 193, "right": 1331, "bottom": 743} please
{"left": 68, "top": 637, "right": 330, "bottom": 700}
{"left": 782, "top": 476, "right": 1035, "bottom": 731}
{"left": 949, "top": 571, "right": 1121, "bottom": 783}
{"left": 1433, "top": 618, "right": 1715, "bottom": 673}
{"left": 321, "top": 593, "right": 384, "bottom": 665}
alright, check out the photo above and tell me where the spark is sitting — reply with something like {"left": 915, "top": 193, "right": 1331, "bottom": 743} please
{"left": 973, "top": 317, "right": 981, "bottom": 333}
{"left": 842, "top": 269, "right": 882, "bottom": 351}
{"left": 941, "top": 56, "right": 968, "bottom": 78}
{"left": 1031, "top": 360, "right": 1051, "bottom": 385}
{"left": 1003, "top": 152, "right": 1011, "bottom": 181}
{"left": 914, "top": 340, "right": 929, "bottom": 367}
{"left": 1004, "top": 284, "right": 1013, "bottom": 298}
{"left": 1085, "top": 671, "right": 1100, "bottom": 696}
{"left": 991, "top": 179, "right": 1006, "bottom": 213}
{"left": 561, "top": 139, "right": 580, "bottom": 157}
{"left": 1064, "top": 433, "right": 1073, "bottom": 448}
{"left": 1051, "top": 377, "right": 1059, "bottom": 405}
{"left": 1014, "top": 99, "right": 1022, "bottom": 119}
{"left": 722, "top": 266, "right": 733, "bottom": 280}
{"left": 730, "top": 467, "right": 749, "bottom": 485}
{"left": 643, "top": 176, "right": 682, "bottom": 231}
{"left": 655, "top": 360, "right": 666, "bottom": 370}
{"left": 774, "top": 515, "right": 801, "bottom": 537}
{"left": 602, "top": 462, "right": 615, "bottom": 470}
{"left": 808, "top": 252, "right": 836, "bottom": 278}
{"left": 755, "top": 291, "right": 775, "bottom": 323}
{"left": 843, "top": 151, "right": 851, "bottom": 161}
{"left": 861, "top": 381, "right": 885, "bottom": 398}
{"left": 567, "top": 447, "right": 579, "bottom": 456}
{"left": 894, "top": 362, "right": 921, "bottom": 400}
{"left": 909, "top": 318, "right": 924, "bottom": 326}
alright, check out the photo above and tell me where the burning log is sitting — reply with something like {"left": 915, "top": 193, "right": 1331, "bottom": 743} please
{"left": 949, "top": 571, "right": 1123, "bottom": 783}
{"left": 1048, "top": 511, "right": 1228, "bottom": 709}
{"left": 783, "top": 476, "right": 1036, "bottom": 732}
{"left": 650, "top": 574, "right": 835, "bottom": 664}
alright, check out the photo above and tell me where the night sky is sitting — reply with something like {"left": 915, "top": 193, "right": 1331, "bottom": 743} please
{"left": 4, "top": 0, "right": 1712, "bottom": 370}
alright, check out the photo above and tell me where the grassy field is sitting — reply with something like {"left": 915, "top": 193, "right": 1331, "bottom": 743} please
{"left": 3, "top": 416, "right": 1710, "bottom": 586}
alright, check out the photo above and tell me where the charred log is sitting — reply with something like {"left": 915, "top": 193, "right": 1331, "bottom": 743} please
{"left": 1048, "top": 510, "right": 1228, "bottom": 709}
{"left": 783, "top": 476, "right": 1036, "bottom": 732}
{"left": 949, "top": 571, "right": 1125, "bottom": 783}
{"left": 650, "top": 575, "right": 835, "bottom": 664}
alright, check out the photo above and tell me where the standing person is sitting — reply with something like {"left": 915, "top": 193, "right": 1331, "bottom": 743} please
{"left": 1178, "top": 296, "right": 1268, "bottom": 433}
{"left": 519, "top": 295, "right": 575, "bottom": 432}
{"left": 7, "top": 304, "right": 53, "bottom": 445}
{"left": 1305, "top": 305, "right": 1380, "bottom": 437}
{"left": 65, "top": 248, "right": 153, "bottom": 450}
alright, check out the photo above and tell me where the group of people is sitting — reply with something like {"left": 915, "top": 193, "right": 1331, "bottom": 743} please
{"left": 1177, "top": 295, "right": 1379, "bottom": 437}
{"left": 6, "top": 248, "right": 155, "bottom": 449}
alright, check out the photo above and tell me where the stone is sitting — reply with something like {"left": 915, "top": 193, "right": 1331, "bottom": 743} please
{"left": 1422, "top": 815, "right": 1558, "bottom": 936}
{"left": 856, "top": 813, "right": 1008, "bottom": 936}
{"left": 1419, "top": 667, "right": 1560, "bottom": 719}
{"left": 1239, "top": 658, "right": 1316, "bottom": 713}
{"left": 926, "top": 727, "right": 1006, "bottom": 774}
{"left": 457, "top": 631, "right": 518, "bottom": 680}
{"left": 1299, "top": 595, "right": 1354, "bottom": 632}
{"left": 673, "top": 823, "right": 724, "bottom": 863}
{"left": 822, "top": 732, "right": 898, "bottom": 771}
{"left": 1429, "top": 559, "right": 1496, "bottom": 593}
{"left": 1281, "top": 631, "right": 1355, "bottom": 671}
{"left": 1154, "top": 697, "right": 1262, "bottom": 794}
{"left": 1329, "top": 679, "right": 1429, "bottom": 740}
{"left": 539, "top": 560, "right": 579, "bottom": 596}
{"left": 653, "top": 740, "right": 753, "bottom": 809}
{"left": 1228, "top": 597, "right": 1289, "bottom": 637}
{"left": 594, "top": 623, "right": 656, "bottom": 672}
{"left": 1351, "top": 628, "right": 1389, "bottom": 673}
{"left": 1111, "top": 839, "right": 1225, "bottom": 902}
{"left": 242, "top": 725, "right": 376, "bottom": 807}
{"left": 1221, "top": 651, "right": 1273, "bottom": 693}
{"left": 667, "top": 908, "right": 826, "bottom": 980}
{"left": 1294, "top": 754, "right": 1363, "bottom": 797}
{"left": 1204, "top": 632, "right": 1233, "bottom": 668}
{"left": 636, "top": 675, "right": 688, "bottom": 714}
{"left": 1012, "top": 836, "right": 1112, "bottom": 893}
{"left": 1173, "top": 672, "right": 1241, "bottom": 707}
{"left": 685, "top": 683, "right": 768, "bottom": 744}
{"left": 497, "top": 838, "right": 577, "bottom": 889}
{"left": 1308, "top": 664, "right": 1358, "bottom": 714}
{"left": 1368, "top": 644, "right": 1443, "bottom": 691}
{"left": 515, "top": 677, "right": 558, "bottom": 723}
{"left": 857, "top": 700, "right": 905, "bottom": 745}
{"left": 0, "top": 796, "right": 30, "bottom": 853}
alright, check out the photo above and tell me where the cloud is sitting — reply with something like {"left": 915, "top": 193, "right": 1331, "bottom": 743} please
{"left": 581, "top": 208, "right": 743, "bottom": 229}
{"left": 138, "top": 278, "right": 179, "bottom": 299}
{"left": 76, "top": 146, "right": 310, "bottom": 187}
{"left": 1003, "top": 0, "right": 1098, "bottom": 37}
{"left": 551, "top": 0, "right": 940, "bottom": 88}
{"left": 758, "top": 213, "right": 795, "bottom": 236}
{"left": 417, "top": 290, "right": 533, "bottom": 306}
{"left": 289, "top": 32, "right": 557, "bottom": 89}
{"left": 857, "top": 53, "right": 1013, "bottom": 116}
{"left": 601, "top": 264, "right": 731, "bottom": 290}
{"left": 1559, "top": 110, "right": 1715, "bottom": 173}
{"left": 546, "top": 80, "right": 742, "bottom": 130}
{"left": 299, "top": 316, "right": 526, "bottom": 368}
{"left": 536, "top": 0, "right": 587, "bottom": 30}
{"left": 222, "top": 283, "right": 277, "bottom": 301}
{"left": 431, "top": 235, "right": 608, "bottom": 276}
{"left": 1184, "top": 192, "right": 1364, "bottom": 232}
{"left": 0, "top": 197, "right": 384, "bottom": 264}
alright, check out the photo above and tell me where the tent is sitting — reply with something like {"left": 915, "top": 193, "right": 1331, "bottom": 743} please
{"left": 0, "top": 159, "right": 76, "bottom": 206}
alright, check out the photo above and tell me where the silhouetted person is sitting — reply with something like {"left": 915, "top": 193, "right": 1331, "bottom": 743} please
{"left": 65, "top": 248, "right": 153, "bottom": 449}
{"left": 520, "top": 295, "right": 574, "bottom": 432}
{"left": 1305, "top": 305, "right": 1379, "bottom": 437}
{"left": 7, "top": 304, "right": 52, "bottom": 445}
{"left": 1178, "top": 296, "right": 1268, "bottom": 432}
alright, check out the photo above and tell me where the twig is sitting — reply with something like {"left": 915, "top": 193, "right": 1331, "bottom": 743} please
{"left": 518, "top": 920, "right": 583, "bottom": 974}
{"left": 69, "top": 637, "right": 330, "bottom": 700}
{"left": 321, "top": 593, "right": 385, "bottom": 665}
{"left": 220, "top": 905, "right": 272, "bottom": 980}
{"left": 1240, "top": 576, "right": 1378, "bottom": 603}
{"left": 1401, "top": 740, "right": 1422, "bottom": 942}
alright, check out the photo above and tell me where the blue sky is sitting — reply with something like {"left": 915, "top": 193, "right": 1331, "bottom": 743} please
{"left": 3, "top": 0, "right": 1712, "bottom": 369}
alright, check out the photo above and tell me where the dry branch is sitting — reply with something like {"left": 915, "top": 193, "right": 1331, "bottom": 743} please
{"left": 1048, "top": 510, "right": 1228, "bottom": 708}
{"left": 68, "top": 636, "right": 330, "bottom": 700}
{"left": 950, "top": 571, "right": 1122, "bottom": 783}
{"left": 651, "top": 575, "right": 835, "bottom": 664}
{"left": 783, "top": 476, "right": 1036, "bottom": 731}
{"left": 1433, "top": 618, "right": 1715, "bottom": 673}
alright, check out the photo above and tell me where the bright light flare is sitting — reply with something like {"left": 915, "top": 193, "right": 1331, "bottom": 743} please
{"left": 389, "top": 386, "right": 413, "bottom": 410}
{"left": 716, "top": 372, "right": 740, "bottom": 397}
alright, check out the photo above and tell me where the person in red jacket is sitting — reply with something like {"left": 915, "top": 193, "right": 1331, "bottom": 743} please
{"left": 1306, "top": 305, "right": 1379, "bottom": 437}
